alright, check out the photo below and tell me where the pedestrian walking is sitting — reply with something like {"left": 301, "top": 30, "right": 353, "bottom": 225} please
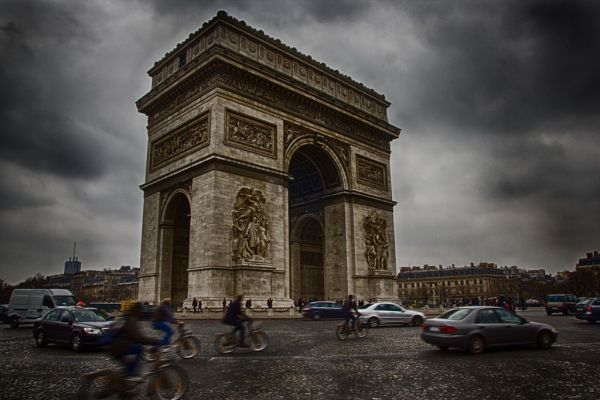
{"left": 222, "top": 298, "right": 227, "bottom": 312}
{"left": 198, "top": 298, "right": 203, "bottom": 313}
{"left": 192, "top": 297, "right": 198, "bottom": 313}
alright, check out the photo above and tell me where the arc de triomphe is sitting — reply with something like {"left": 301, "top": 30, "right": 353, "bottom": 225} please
{"left": 136, "top": 11, "right": 401, "bottom": 309}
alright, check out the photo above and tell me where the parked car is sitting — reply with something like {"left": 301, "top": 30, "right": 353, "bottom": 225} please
{"left": 0, "top": 304, "right": 8, "bottom": 324}
{"left": 8, "top": 288, "right": 77, "bottom": 328}
{"left": 302, "top": 301, "right": 345, "bottom": 320}
{"left": 545, "top": 294, "right": 579, "bottom": 315}
{"left": 420, "top": 306, "right": 558, "bottom": 354}
{"left": 575, "top": 298, "right": 600, "bottom": 324}
{"left": 33, "top": 307, "right": 114, "bottom": 352}
{"left": 358, "top": 302, "right": 425, "bottom": 328}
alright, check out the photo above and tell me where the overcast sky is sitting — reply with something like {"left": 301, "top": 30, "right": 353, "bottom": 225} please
{"left": 1, "top": 0, "right": 598, "bottom": 283}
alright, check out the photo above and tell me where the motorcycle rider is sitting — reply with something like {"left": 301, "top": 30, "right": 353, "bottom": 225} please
{"left": 343, "top": 294, "right": 359, "bottom": 330}
{"left": 223, "top": 294, "right": 249, "bottom": 346}
{"left": 107, "top": 302, "right": 161, "bottom": 379}
{"left": 153, "top": 298, "right": 179, "bottom": 347}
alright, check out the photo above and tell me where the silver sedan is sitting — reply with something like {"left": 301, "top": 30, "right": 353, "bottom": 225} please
{"left": 420, "top": 306, "right": 558, "bottom": 354}
{"left": 358, "top": 302, "right": 425, "bottom": 328}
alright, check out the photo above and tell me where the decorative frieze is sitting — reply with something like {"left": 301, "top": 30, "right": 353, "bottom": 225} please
{"left": 143, "top": 65, "right": 392, "bottom": 151}
{"left": 363, "top": 212, "right": 389, "bottom": 271}
{"left": 225, "top": 110, "right": 277, "bottom": 158}
{"left": 232, "top": 187, "right": 271, "bottom": 263}
{"left": 147, "top": 13, "right": 389, "bottom": 121}
{"left": 356, "top": 154, "right": 388, "bottom": 190}
{"left": 150, "top": 111, "right": 210, "bottom": 170}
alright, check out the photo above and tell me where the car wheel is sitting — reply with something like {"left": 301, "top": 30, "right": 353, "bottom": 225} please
{"left": 466, "top": 335, "right": 485, "bottom": 355}
{"left": 411, "top": 316, "right": 424, "bottom": 326}
{"left": 367, "top": 317, "right": 380, "bottom": 328}
{"left": 537, "top": 330, "right": 553, "bottom": 349}
{"left": 311, "top": 313, "right": 322, "bottom": 321}
{"left": 35, "top": 329, "right": 48, "bottom": 347}
{"left": 71, "top": 333, "right": 83, "bottom": 352}
{"left": 10, "top": 317, "right": 19, "bottom": 328}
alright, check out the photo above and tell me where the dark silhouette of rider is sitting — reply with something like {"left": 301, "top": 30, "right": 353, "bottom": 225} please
{"left": 223, "top": 294, "right": 249, "bottom": 346}
{"left": 343, "top": 294, "right": 359, "bottom": 329}
{"left": 108, "top": 302, "right": 161, "bottom": 378}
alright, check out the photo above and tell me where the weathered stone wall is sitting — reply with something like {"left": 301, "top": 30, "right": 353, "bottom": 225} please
{"left": 323, "top": 202, "right": 350, "bottom": 300}
{"left": 138, "top": 192, "right": 160, "bottom": 302}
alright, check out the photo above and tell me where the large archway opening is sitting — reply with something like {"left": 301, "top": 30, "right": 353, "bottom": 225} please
{"left": 161, "top": 193, "right": 190, "bottom": 308}
{"left": 296, "top": 217, "right": 324, "bottom": 301}
{"left": 288, "top": 144, "right": 343, "bottom": 302}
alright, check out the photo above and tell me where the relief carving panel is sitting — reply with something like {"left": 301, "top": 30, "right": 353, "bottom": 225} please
{"left": 356, "top": 154, "right": 388, "bottom": 190}
{"left": 150, "top": 112, "right": 210, "bottom": 170}
{"left": 363, "top": 212, "right": 389, "bottom": 272}
{"left": 225, "top": 110, "right": 277, "bottom": 158}
{"left": 231, "top": 187, "right": 271, "bottom": 264}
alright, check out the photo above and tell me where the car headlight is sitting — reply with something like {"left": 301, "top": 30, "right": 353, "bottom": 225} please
{"left": 83, "top": 327, "right": 102, "bottom": 335}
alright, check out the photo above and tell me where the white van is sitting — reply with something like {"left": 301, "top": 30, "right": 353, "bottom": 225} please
{"left": 8, "top": 289, "right": 77, "bottom": 328}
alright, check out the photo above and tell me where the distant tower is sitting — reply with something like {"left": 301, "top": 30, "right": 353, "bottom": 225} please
{"left": 64, "top": 241, "right": 82, "bottom": 274}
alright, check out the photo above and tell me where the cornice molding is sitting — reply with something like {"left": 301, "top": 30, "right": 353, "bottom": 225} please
{"left": 138, "top": 57, "right": 397, "bottom": 151}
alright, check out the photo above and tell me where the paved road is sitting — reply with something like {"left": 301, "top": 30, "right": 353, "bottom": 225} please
{"left": 1, "top": 309, "right": 599, "bottom": 399}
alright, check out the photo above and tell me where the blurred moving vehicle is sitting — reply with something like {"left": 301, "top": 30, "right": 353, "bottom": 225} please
{"left": 545, "top": 294, "right": 579, "bottom": 315}
{"left": 214, "top": 320, "right": 268, "bottom": 354}
{"left": 302, "top": 301, "right": 345, "bottom": 320}
{"left": 0, "top": 304, "right": 8, "bottom": 324}
{"left": 575, "top": 298, "right": 600, "bottom": 324}
{"left": 79, "top": 345, "right": 189, "bottom": 400}
{"left": 33, "top": 307, "right": 114, "bottom": 352}
{"left": 8, "top": 289, "right": 77, "bottom": 328}
{"left": 358, "top": 302, "right": 425, "bottom": 328}
{"left": 420, "top": 306, "right": 558, "bottom": 354}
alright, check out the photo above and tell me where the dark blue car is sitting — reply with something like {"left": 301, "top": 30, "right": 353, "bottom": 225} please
{"left": 302, "top": 301, "right": 345, "bottom": 320}
{"left": 33, "top": 307, "right": 114, "bottom": 352}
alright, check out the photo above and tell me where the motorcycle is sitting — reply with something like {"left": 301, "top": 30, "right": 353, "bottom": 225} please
{"left": 143, "top": 322, "right": 201, "bottom": 361}
{"left": 78, "top": 345, "right": 188, "bottom": 400}
{"left": 214, "top": 320, "right": 268, "bottom": 354}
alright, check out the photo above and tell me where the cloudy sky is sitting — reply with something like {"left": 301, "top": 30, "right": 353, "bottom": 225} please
{"left": 1, "top": 0, "right": 598, "bottom": 283}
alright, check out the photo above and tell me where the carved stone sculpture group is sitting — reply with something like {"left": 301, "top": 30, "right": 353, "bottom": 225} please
{"left": 363, "top": 212, "right": 389, "bottom": 271}
{"left": 231, "top": 187, "right": 271, "bottom": 263}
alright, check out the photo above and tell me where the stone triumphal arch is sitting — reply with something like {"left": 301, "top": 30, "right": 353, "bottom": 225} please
{"left": 136, "top": 12, "right": 401, "bottom": 308}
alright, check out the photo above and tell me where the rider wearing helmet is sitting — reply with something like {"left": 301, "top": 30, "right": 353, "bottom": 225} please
{"left": 223, "top": 294, "right": 249, "bottom": 346}
{"left": 343, "top": 294, "right": 359, "bottom": 329}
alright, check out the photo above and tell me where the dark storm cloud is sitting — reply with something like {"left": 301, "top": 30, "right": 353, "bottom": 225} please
{"left": 414, "top": 0, "right": 600, "bottom": 133}
{"left": 0, "top": 2, "right": 107, "bottom": 180}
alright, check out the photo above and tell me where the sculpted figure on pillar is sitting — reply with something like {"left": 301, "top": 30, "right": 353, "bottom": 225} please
{"left": 363, "top": 212, "right": 389, "bottom": 271}
{"left": 231, "top": 187, "right": 271, "bottom": 263}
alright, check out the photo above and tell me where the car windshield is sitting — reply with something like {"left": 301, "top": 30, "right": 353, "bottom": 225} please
{"left": 54, "top": 296, "right": 77, "bottom": 306}
{"left": 438, "top": 308, "right": 473, "bottom": 320}
{"left": 73, "top": 309, "right": 110, "bottom": 322}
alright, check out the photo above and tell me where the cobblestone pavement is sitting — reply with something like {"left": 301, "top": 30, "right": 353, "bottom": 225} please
{"left": 1, "top": 309, "right": 599, "bottom": 400}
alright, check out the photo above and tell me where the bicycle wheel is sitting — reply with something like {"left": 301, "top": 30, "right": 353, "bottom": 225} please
{"left": 148, "top": 365, "right": 189, "bottom": 400}
{"left": 214, "top": 334, "right": 235, "bottom": 354}
{"left": 336, "top": 325, "right": 349, "bottom": 340}
{"left": 176, "top": 336, "right": 201, "bottom": 359}
{"left": 248, "top": 331, "right": 268, "bottom": 352}
{"left": 355, "top": 323, "right": 369, "bottom": 339}
{"left": 77, "top": 369, "right": 114, "bottom": 400}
